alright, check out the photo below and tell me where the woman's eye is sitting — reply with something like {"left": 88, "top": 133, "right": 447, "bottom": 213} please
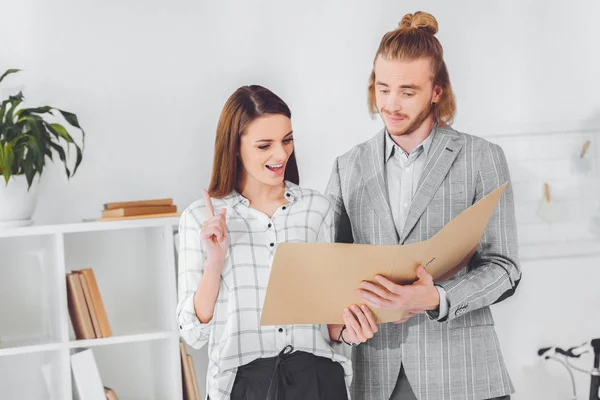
{"left": 258, "top": 145, "right": 270, "bottom": 150}
{"left": 283, "top": 138, "right": 294, "bottom": 144}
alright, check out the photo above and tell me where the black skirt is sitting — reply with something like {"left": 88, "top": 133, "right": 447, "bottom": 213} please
{"left": 230, "top": 345, "right": 348, "bottom": 400}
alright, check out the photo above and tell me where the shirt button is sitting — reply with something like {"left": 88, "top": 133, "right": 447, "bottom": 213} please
{"left": 285, "top": 193, "right": 290, "bottom": 197}
{"left": 405, "top": 167, "right": 410, "bottom": 172}
{"left": 270, "top": 243, "right": 275, "bottom": 247}
{"left": 278, "top": 328, "right": 284, "bottom": 333}
{"left": 282, "top": 206, "right": 287, "bottom": 211}
{"left": 268, "top": 223, "right": 272, "bottom": 228}
{"left": 403, "top": 203, "right": 408, "bottom": 208}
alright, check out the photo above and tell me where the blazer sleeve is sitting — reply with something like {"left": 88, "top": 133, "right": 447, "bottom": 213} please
{"left": 437, "top": 143, "right": 522, "bottom": 321}
{"left": 325, "top": 157, "right": 354, "bottom": 244}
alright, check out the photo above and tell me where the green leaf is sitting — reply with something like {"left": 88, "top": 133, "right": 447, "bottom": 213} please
{"left": 2, "top": 144, "right": 14, "bottom": 183}
{"left": 0, "top": 98, "right": 10, "bottom": 131}
{"left": 0, "top": 75, "right": 85, "bottom": 183}
{"left": 24, "top": 120, "right": 45, "bottom": 172}
{"left": 56, "top": 109, "right": 85, "bottom": 153}
{"left": 0, "top": 69, "right": 20, "bottom": 85}
{"left": 43, "top": 121, "right": 84, "bottom": 176}
{"left": 23, "top": 151, "right": 36, "bottom": 188}
{"left": 18, "top": 106, "right": 52, "bottom": 116}
{"left": 4, "top": 92, "right": 24, "bottom": 139}
{"left": 48, "top": 140, "right": 70, "bottom": 178}
{"left": 49, "top": 123, "right": 73, "bottom": 142}
{"left": 56, "top": 110, "right": 81, "bottom": 129}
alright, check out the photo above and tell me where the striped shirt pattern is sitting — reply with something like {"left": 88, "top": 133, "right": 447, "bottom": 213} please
{"left": 325, "top": 126, "right": 521, "bottom": 400}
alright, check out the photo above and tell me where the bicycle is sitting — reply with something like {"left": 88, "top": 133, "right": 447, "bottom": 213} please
{"left": 538, "top": 338, "right": 600, "bottom": 400}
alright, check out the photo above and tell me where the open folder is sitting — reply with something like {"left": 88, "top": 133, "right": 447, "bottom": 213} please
{"left": 260, "top": 182, "right": 507, "bottom": 325}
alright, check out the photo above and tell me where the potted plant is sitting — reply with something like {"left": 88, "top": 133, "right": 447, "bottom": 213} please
{"left": 0, "top": 69, "right": 85, "bottom": 227}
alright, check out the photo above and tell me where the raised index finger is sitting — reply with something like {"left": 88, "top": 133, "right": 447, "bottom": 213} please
{"left": 203, "top": 189, "right": 215, "bottom": 217}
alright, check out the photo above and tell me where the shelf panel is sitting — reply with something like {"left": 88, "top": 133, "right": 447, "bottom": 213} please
{"left": 0, "top": 217, "right": 180, "bottom": 238}
{"left": 69, "top": 329, "right": 177, "bottom": 349}
{"left": 0, "top": 336, "right": 63, "bottom": 357}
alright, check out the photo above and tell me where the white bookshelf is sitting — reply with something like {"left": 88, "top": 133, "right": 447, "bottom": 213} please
{"left": 0, "top": 217, "right": 192, "bottom": 400}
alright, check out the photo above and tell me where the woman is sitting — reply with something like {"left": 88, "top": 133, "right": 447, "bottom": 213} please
{"left": 176, "top": 85, "right": 377, "bottom": 400}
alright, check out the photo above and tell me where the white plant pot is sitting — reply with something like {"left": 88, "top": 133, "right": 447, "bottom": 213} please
{"left": 0, "top": 175, "right": 39, "bottom": 227}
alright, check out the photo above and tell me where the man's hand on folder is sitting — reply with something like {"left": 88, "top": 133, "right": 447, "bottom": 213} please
{"left": 357, "top": 265, "right": 440, "bottom": 323}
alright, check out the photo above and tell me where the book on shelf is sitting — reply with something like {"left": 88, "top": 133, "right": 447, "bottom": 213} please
{"left": 66, "top": 273, "right": 95, "bottom": 340}
{"left": 104, "top": 198, "right": 173, "bottom": 210}
{"left": 78, "top": 272, "right": 101, "bottom": 338}
{"left": 180, "top": 340, "right": 200, "bottom": 400}
{"left": 71, "top": 348, "right": 106, "bottom": 400}
{"left": 66, "top": 268, "right": 112, "bottom": 340}
{"left": 101, "top": 205, "right": 177, "bottom": 218}
{"left": 187, "top": 354, "right": 200, "bottom": 400}
{"left": 93, "top": 198, "right": 181, "bottom": 222}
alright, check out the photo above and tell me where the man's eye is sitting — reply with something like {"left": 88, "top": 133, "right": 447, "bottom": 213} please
{"left": 379, "top": 90, "right": 389, "bottom": 94}
{"left": 404, "top": 92, "right": 415, "bottom": 97}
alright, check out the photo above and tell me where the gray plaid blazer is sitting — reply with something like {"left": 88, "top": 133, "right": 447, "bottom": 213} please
{"left": 325, "top": 127, "right": 521, "bottom": 400}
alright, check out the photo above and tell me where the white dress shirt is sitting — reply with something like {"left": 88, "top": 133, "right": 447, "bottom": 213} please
{"left": 384, "top": 126, "right": 449, "bottom": 320}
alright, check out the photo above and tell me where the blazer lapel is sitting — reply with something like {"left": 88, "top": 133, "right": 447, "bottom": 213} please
{"left": 359, "top": 130, "right": 399, "bottom": 242}
{"left": 399, "top": 129, "right": 463, "bottom": 243}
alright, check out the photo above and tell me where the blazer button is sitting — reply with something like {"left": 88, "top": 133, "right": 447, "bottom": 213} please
{"left": 270, "top": 243, "right": 275, "bottom": 247}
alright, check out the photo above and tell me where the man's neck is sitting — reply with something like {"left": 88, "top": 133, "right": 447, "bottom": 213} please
{"left": 390, "top": 116, "right": 435, "bottom": 155}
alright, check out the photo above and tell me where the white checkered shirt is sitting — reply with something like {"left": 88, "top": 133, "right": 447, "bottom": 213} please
{"left": 177, "top": 181, "right": 352, "bottom": 400}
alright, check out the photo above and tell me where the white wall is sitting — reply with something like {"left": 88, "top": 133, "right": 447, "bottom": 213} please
{"left": 2, "top": 0, "right": 599, "bottom": 398}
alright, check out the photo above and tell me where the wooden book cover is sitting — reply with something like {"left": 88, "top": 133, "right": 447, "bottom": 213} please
{"left": 102, "top": 205, "right": 177, "bottom": 218}
{"left": 180, "top": 341, "right": 195, "bottom": 400}
{"left": 104, "top": 387, "right": 119, "bottom": 400}
{"left": 104, "top": 198, "right": 172, "bottom": 210}
{"left": 77, "top": 269, "right": 112, "bottom": 337}
{"left": 99, "top": 212, "right": 181, "bottom": 222}
{"left": 187, "top": 354, "right": 200, "bottom": 400}
{"left": 77, "top": 272, "right": 101, "bottom": 338}
{"left": 66, "top": 273, "right": 96, "bottom": 340}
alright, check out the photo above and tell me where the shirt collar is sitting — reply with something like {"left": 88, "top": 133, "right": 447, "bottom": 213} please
{"left": 384, "top": 123, "right": 437, "bottom": 164}
{"left": 222, "top": 180, "right": 301, "bottom": 208}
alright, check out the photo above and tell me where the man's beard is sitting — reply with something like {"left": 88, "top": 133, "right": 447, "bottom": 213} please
{"left": 386, "top": 103, "right": 433, "bottom": 137}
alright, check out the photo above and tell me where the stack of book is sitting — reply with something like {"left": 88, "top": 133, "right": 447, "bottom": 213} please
{"left": 66, "top": 268, "right": 112, "bottom": 340}
{"left": 100, "top": 198, "right": 180, "bottom": 221}
{"left": 180, "top": 339, "right": 201, "bottom": 400}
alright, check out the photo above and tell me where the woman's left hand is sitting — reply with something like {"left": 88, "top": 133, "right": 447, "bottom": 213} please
{"left": 341, "top": 304, "right": 378, "bottom": 344}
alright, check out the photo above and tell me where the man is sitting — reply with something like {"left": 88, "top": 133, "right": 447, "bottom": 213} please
{"left": 325, "top": 11, "right": 521, "bottom": 400}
